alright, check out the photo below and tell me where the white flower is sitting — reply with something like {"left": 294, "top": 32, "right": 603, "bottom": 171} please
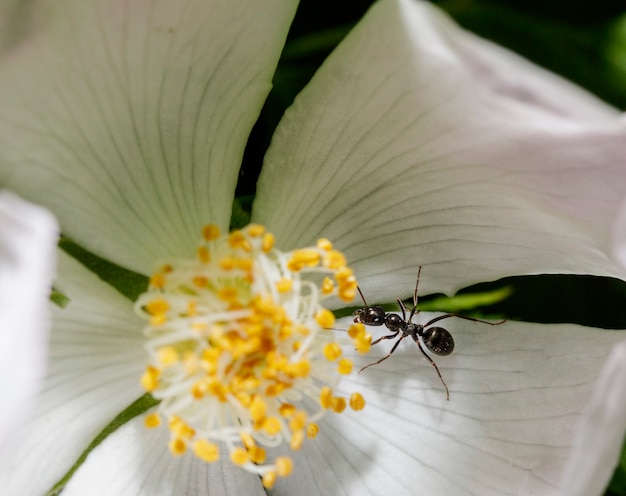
{"left": 0, "top": 191, "right": 58, "bottom": 454}
{"left": 0, "top": 0, "right": 625, "bottom": 495}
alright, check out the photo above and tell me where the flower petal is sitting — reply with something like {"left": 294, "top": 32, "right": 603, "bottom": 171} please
{"left": 0, "top": 251, "right": 145, "bottom": 495}
{"left": 0, "top": 191, "right": 57, "bottom": 451}
{"left": 0, "top": 0, "right": 297, "bottom": 275}
{"left": 272, "top": 317, "right": 625, "bottom": 495}
{"left": 61, "top": 415, "right": 266, "bottom": 496}
{"left": 560, "top": 339, "right": 626, "bottom": 496}
{"left": 253, "top": 0, "right": 626, "bottom": 301}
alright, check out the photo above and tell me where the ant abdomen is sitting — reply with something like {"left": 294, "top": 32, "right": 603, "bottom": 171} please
{"left": 421, "top": 327, "right": 455, "bottom": 356}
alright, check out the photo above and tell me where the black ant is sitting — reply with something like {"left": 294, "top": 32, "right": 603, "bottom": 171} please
{"left": 353, "top": 266, "right": 505, "bottom": 400}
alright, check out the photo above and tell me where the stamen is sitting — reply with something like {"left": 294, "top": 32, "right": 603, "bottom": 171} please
{"left": 135, "top": 224, "right": 367, "bottom": 483}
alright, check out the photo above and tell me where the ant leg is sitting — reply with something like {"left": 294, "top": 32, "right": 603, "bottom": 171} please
{"left": 371, "top": 331, "right": 399, "bottom": 347}
{"left": 424, "top": 313, "right": 506, "bottom": 328}
{"left": 359, "top": 335, "right": 407, "bottom": 374}
{"left": 411, "top": 335, "right": 450, "bottom": 401}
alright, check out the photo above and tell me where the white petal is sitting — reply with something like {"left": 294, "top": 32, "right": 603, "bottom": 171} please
{"left": 0, "top": 251, "right": 145, "bottom": 495}
{"left": 253, "top": 0, "right": 626, "bottom": 301}
{"left": 0, "top": 0, "right": 297, "bottom": 275}
{"left": 611, "top": 197, "right": 626, "bottom": 269}
{"left": 272, "top": 316, "right": 625, "bottom": 496}
{"left": 62, "top": 416, "right": 265, "bottom": 496}
{"left": 560, "top": 339, "right": 626, "bottom": 496}
{"left": 0, "top": 191, "right": 57, "bottom": 452}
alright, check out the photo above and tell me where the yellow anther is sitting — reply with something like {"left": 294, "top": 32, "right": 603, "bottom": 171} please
{"left": 331, "top": 397, "right": 347, "bottom": 413}
{"left": 229, "top": 230, "right": 252, "bottom": 251}
{"left": 149, "top": 314, "right": 167, "bottom": 327}
{"left": 202, "top": 224, "right": 221, "bottom": 241}
{"left": 240, "top": 431, "right": 256, "bottom": 449}
{"left": 275, "top": 278, "right": 293, "bottom": 293}
{"left": 217, "top": 287, "right": 239, "bottom": 302}
{"left": 187, "top": 300, "right": 197, "bottom": 316}
{"left": 169, "top": 416, "right": 195, "bottom": 439}
{"left": 347, "top": 323, "right": 365, "bottom": 338}
{"left": 230, "top": 257, "right": 253, "bottom": 272}
{"left": 335, "top": 266, "right": 355, "bottom": 284}
{"left": 288, "top": 411, "right": 307, "bottom": 432}
{"left": 197, "top": 246, "right": 210, "bottom": 263}
{"left": 219, "top": 256, "right": 236, "bottom": 270}
{"left": 207, "top": 381, "right": 228, "bottom": 402}
{"left": 287, "top": 249, "right": 320, "bottom": 271}
{"left": 230, "top": 447, "right": 250, "bottom": 466}
{"left": 290, "top": 429, "right": 305, "bottom": 450}
{"left": 350, "top": 392, "right": 366, "bottom": 411}
{"left": 320, "top": 386, "right": 333, "bottom": 409}
{"left": 192, "top": 276, "right": 208, "bottom": 288}
{"left": 265, "top": 383, "right": 286, "bottom": 397}
{"left": 278, "top": 323, "right": 293, "bottom": 340}
{"left": 144, "top": 412, "right": 161, "bottom": 429}
{"left": 338, "top": 286, "right": 357, "bottom": 302}
{"left": 191, "top": 323, "right": 208, "bottom": 337}
{"left": 286, "top": 360, "right": 311, "bottom": 378}
{"left": 337, "top": 358, "right": 353, "bottom": 374}
{"left": 322, "top": 249, "right": 346, "bottom": 270}
{"left": 253, "top": 296, "right": 278, "bottom": 316}
{"left": 262, "top": 471, "right": 277, "bottom": 489}
{"left": 306, "top": 423, "right": 320, "bottom": 439}
{"left": 149, "top": 272, "right": 165, "bottom": 289}
{"left": 169, "top": 437, "right": 187, "bottom": 456}
{"left": 278, "top": 403, "right": 296, "bottom": 417}
{"left": 157, "top": 346, "right": 179, "bottom": 366}
{"left": 275, "top": 456, "right": 294, "bottom": 477}
{"left": 295, "top": 325, "right": 310, "bottom": 336}
{"left": 140, "top": 366, "right": 160, "bottom": 392}
{"left": 145, "top": 298, "right": 169, "bottom": 316}
{"left": 262, "top": 232, "right": 275, "bottom": 252}
{"left": 316, "top": 238, "right": 333, "bottom": 251}
{"left": 249, "top": 446, "right": 267, "bottom": 464}
{"left": 191, "top": 380, "right": 208, "bottom": 399}
{"left": 247, "top": 224, "right": 265, "bottom": 237}
{"left": 262, "top": 416, "right": 282, "bottom": 435}
{"left": 355, "top": 334, "right": 372, "bottom": 354}
{"left": 249, "top": 395, "right": 267, "bottom": 422}
{"left": 323, "top": 342, "right": 342, "bottom": 361}
{"left": 315, "top": 309, "right": 335, "bottom": 329}
{"left": 193, "top": 439, "right": 220, "bottom": 462}
{"left": 321, "top": 276, "right": 334, "bottom": 295}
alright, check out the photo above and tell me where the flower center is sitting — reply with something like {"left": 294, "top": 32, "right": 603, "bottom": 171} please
{"left": 136, "top": 224, "right": 371, "bottom": 487}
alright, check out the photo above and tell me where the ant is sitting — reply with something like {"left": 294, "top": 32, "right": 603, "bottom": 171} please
{"left": 353, "top": 266, "right": 505, "bottom": 400}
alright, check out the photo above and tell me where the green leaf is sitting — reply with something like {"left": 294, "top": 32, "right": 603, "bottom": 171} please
{"left": 50, "top": 287, "right": 70, "bottom": 308}
{"left": 59, "top": 237, "right": 148, "bottom": 302}
{"left": 417, "top": 286, "right": 512, "bottom": 313}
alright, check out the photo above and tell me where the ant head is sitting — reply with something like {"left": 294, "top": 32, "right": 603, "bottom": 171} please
{"left": 421, "top": 326, "right": 455, "bottom": 356}
{"left": 353, "top": 305, "right": 386, "bottom": 326}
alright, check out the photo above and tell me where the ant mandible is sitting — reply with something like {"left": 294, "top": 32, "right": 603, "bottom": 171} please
{"left": 353, "top": 266, "right": 505, "bottom": 400}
